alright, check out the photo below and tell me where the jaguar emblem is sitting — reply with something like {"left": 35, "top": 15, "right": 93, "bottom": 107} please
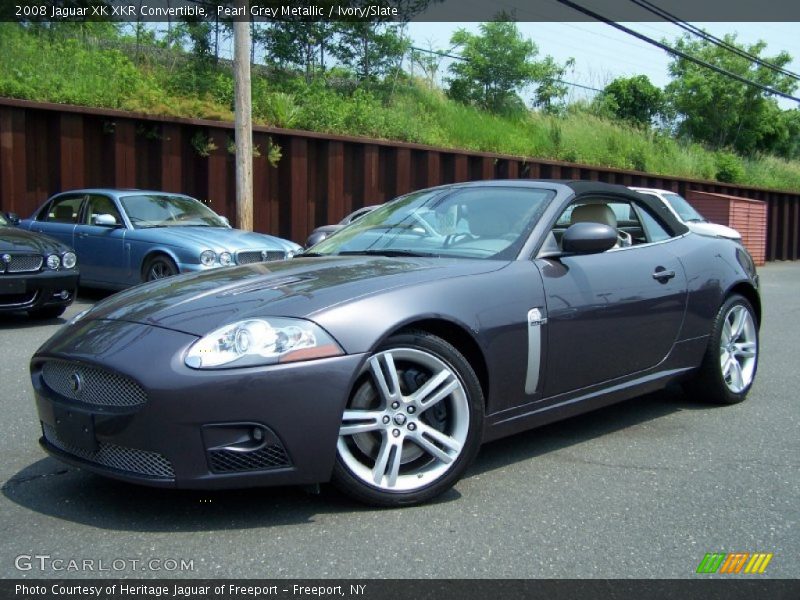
{"left": 69, "top": 372, "right": 83, "bottom": 396}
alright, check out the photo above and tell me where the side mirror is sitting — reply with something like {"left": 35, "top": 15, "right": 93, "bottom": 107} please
{"left": 92, "top": 213, "right": 120, "bottom": 227}
{"left": 562, "top": 222, "right": 618, "bottom": 254}
{"left": 6, "top": 212, "right": 20, "bottom": 226}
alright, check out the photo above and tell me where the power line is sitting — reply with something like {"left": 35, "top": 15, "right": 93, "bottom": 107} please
{"left": 629, "top": 0, "right": 800, "bottom": 82}
{"left": 554, "top": 0, "right": 800, "bottom": 104}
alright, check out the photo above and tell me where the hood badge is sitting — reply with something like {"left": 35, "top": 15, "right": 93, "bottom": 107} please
{"left": 69, "top": 372, "right": 83, "bottom": 396}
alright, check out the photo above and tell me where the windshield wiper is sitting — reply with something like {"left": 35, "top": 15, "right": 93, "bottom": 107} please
{"left": 299, "top": 251, "right": 325, "bottom": 257}
{"left": 338, "top": 249, "right": 441, "bottom": 258}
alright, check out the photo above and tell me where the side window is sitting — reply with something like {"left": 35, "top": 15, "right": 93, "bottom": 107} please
{"left": 42, "top": 196, "right": 83, "bottom": 223}
{"left": 551, "top": 196, "right": 675, "bottom": 249}
{"left": 85, "top": 195, "right": 122, "bottom": 225}
{"left": 633, "top": 203, "right": 672, "bottom": 242}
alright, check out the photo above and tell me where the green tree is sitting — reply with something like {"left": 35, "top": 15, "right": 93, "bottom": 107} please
{"left": 599, "top": 75, "right": 664, "bottom": 127}
{"left": 331, "top": 22, "right": 409, "bottom": 81}
{"left": 665, "top": 33, "right": 798, "bottom": 155}
{"left": 446, "top": 20, "right": 571, "bottom": 115}
{"left": 261, "top": 21, "right": 333, "bottom": 82}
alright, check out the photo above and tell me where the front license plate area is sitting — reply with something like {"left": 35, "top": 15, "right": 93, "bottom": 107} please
{"left": 53, "top": 406, "right": 97, "bottom": 453}
{"left": 0, "top": 279, "right": 26, "bottom": 294}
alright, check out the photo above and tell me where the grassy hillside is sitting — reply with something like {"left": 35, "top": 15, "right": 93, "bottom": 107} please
{"left": 2, "top": 23, "right": 799, "bottom": 191}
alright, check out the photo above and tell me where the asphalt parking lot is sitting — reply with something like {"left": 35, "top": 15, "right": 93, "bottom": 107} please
{"left": 0, "top": 264, "right": 797, "bottom": 579}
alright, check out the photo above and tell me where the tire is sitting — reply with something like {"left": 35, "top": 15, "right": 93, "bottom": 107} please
{"left": 332, "top": 330, "right": 484, "bottom": 507}
{"left": 143, "top": 255, "right": 178, "bottom": 282}
{"left": 685, "top": 294, "right": 759, "bottom": 405}
{"left": 28, "top": 305, "right": 66, "bottom": 319}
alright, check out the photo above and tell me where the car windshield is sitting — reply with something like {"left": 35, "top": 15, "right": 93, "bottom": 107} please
{"left": 307, "top": 186, "right": 555, "bottom": 260}
{"left": 663, "top": 193, "right": 705, "bottom": 222}
{"left": 0, "top": 213, "right": 7, "bottom": 226}
{"left": 120, "top": 194, "right": 227, "bottom": 228}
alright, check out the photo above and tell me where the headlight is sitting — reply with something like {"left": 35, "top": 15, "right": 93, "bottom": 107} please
{"left": 219, "top": 251, "right": 233, "bottom": 266}
{"left": 200, "top": 250, "right": 216, "bottom": 266}
{"left": 46, "top": 254, "right": 61, "bottom": 270}
{"left": 185, "top": 317, "right": 343, "bottom": 369}
{"left": 62, "top": 252, "right": 77, "bottom": 269}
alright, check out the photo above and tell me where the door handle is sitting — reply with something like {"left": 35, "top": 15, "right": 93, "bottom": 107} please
{"left": 652, "top": 268, "right": 675, "bottom": 282}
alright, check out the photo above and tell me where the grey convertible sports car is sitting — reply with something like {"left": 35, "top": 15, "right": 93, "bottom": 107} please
{"left": 30, "top": 181, "right": 760, "bottom": 506}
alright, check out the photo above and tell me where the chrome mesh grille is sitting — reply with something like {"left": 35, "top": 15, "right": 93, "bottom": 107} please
{"left": 209, "top": 445, "right": 290, "bottom": 473}
{"left": 42, "top": 423, "right": 175, "bottom": 479}
{"left": 5, "top": 254, "right": 43, "bottom": 273}
{"left": 237, "top": 250, "right": 285, "bottom": 265}
{"left": 41, "top": 361, "right": 147, "bottom": 408}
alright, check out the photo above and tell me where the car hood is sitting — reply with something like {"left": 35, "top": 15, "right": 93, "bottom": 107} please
{"left": 686, "top": 221, "right": 741, "bottom": 240}
{"left": 0, "top": 226, "right": 69, "bottom": 253}
{"left": 131, "top": 226, "right": 302, "bottom": 253}
{"left": 81, "top": 255, "right": 506, "bottom": 336}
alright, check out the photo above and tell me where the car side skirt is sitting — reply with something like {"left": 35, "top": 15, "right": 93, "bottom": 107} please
{"left": 482, "top": 336, "right": 708, "bottom": 443}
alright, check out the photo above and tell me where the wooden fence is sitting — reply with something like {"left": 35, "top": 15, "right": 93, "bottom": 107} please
{"left": 1, "top": 97, "right": 798, "bottom": 260}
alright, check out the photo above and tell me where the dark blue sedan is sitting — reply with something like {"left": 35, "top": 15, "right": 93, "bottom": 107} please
{"left": 20, "top": 189, "right": 302, "bottom": 289}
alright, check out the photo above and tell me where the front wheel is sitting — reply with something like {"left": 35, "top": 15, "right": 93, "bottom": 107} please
{"left": 143, "top": 255, "right": 178, "bottom": 282}
{"left": 685, "top": 294, "right": 759, "bottom": 405}
{"left": 333, "top": 331, "right": 484, "bottom": 507}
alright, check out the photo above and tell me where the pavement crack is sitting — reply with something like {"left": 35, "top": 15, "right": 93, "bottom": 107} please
{"left": 1, "top": 468, "right": 70, "bottom": 491}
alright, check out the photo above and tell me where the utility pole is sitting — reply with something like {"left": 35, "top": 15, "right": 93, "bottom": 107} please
{"left": 233, "top": 0, "right": 253, "bottom": 231}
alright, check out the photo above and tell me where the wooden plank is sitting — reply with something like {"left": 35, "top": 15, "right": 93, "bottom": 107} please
{"left": 160, "top": 123, "right": 182, "bottom": 193}
{"left": 206, "top": 129, "right": 229, "bottom": 218}
{"left": 0, "top": 107, "right": 26, "bottom": 214}
{"left": 289, "top": 137, "right": 309, "bottom": 243}
{"left": 481, "top": 157, "right": 494, "bottom": 180}
{"left": 326, "top": 141, "right": 344, "bottom": 222}
{"left": 395, "top": 147, "right": 411, "bottom": 196}
{"left": 59, "top": 113, "right": 84, "bottom": 191}
{"left": 114, "top": 120, "right": 136, "bottom": 188}
{"left": 453, "top": 154, "right": 468, "bottom": 182}
{"left": 426, "top": 151, "right": 440, "bottom": 187}
{"left": 363, "top": 144, "right": 379, "bottom": 203}
{"left": 506, "top": 160, "right": 519, "bottom": 179}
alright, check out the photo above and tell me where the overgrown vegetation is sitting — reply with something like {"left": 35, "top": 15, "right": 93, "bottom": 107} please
{"left": 1, "top": 21, "right": 798, "bottom": 191}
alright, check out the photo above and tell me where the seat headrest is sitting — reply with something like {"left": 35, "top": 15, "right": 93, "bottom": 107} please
{"left": 571, "top": 204, "right": 617, "bottom": 229}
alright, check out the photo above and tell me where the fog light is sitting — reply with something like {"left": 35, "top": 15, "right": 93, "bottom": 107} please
{"left": 53, "top": 290, "right": 70, "bottom": 300}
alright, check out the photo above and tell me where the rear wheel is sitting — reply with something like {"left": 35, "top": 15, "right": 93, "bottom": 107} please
{"left": 685, "top": 294, "right": 759, "bottom": 404}
{"left": 333, "top": 331, "right": 484, "bottom": 507}
{"left": 143, "top": 255, "right": 178, "bottom": 282}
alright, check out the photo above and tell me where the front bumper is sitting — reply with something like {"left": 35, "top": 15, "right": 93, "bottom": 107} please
{"left": 31, "top": 319, "right": 364, "bottom": 489}
{"left": 0, "top": 269, "right": 78, "bottom": 312}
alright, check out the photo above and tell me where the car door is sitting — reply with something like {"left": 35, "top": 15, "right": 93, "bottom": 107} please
{"left": 28, "top": 194, "right": 85, "bottom": 248}
{"left": 535, "top": 195, "right": 687, "bottom": 397}
{"left": 72, "top": 194, "right": 127, "bottom": 285}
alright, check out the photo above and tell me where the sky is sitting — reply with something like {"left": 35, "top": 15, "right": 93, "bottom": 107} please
{"left": 404, "top": 21, "right": 800, "bottom": 109}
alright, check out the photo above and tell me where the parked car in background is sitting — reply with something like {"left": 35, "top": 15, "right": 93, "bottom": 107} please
{"left": 630, "top": 187, "right": 741, "bottom": 240}
{"left": 1, "top": 210, "right": 78, "bottom": 318}
{"left": 306, "top": 205, "right": 379, "bottom": 247}
{"left": 31, "top": 181, "right": 760, "bottom": 506}
{"left": 20, "top": 189, "right": 302, "bottom": 289}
